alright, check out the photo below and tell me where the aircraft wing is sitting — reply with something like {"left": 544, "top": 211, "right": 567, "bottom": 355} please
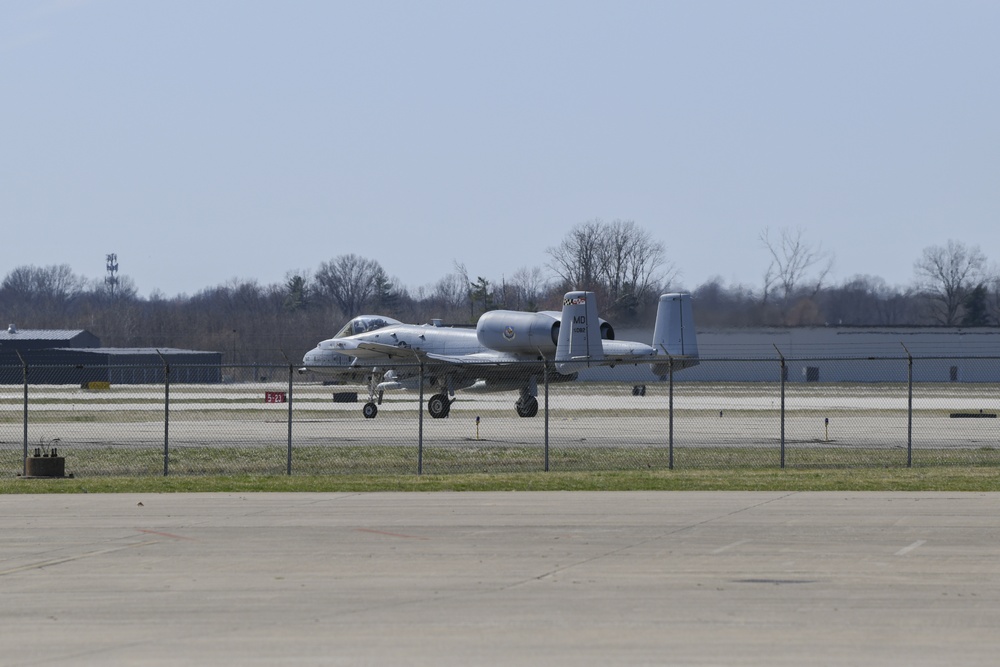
{"left": 424, "top": 351, "right": 545, "bottom": 393}
{"left": 424, "top": 351, "right": 522, "bottom": 367}
{"left": 352, "top": 341, "right": 427, "bottom": 360}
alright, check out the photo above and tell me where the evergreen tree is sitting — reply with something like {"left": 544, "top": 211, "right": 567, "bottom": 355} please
{"left": 961, "top": 284, "right": 989, "bottom": 326}
{"left": 283, "top": 275, "right": 310, "bottom": 313}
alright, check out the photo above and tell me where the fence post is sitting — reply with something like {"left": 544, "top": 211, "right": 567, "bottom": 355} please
{"left": 16, "top": 351, "right": 27, "bottom": 477}
{"left": 417, "top": 360, "right": 424, "bottom": 475}
{"left": 902, "top": 344, "right": 913, "bottom": 467}
{"left": 543, "top": 361, "right": 550, "bottom": 472}
{"left": 774, "top": 346, "right": 786, "bottom": 469}
{"left": 157, "top": 351, "right": 170, "bottom": 476}
{"left": 287, "top": 363, "right": 294, "bottom": 475}
{"left": 668, "top": 356, "right": 675, "bottom": 470}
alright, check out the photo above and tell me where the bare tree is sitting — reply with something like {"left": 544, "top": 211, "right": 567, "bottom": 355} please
{"left": 691, "top": 277, "right": 760, "bottom": 327}
{"left": 547, "top": 219, "right": 672, "bottom": 319}
{"left": 1, "top": 264, "right": 86, "bottom": 324}
{"left": 759, "top": 227, "right": 834, "bottom": 323}
{"left": 913, "top": 240, "right": 989, "bottom": 325}
{"left": 597, "top": 219, "right": 672, "bottom": 317}
{"left": 431, "top": 273, "right": 467, "bottom": 313}
{"left": 505, "top": 266, "right": 549, "bottom": 311}
{"left": 546, "top": 220, "right": 605, "bottom": 292}
{"left": 314, "top": 254, "right": 385, "bottom": 318}
{"left": 93, "top": 274, "right": 138, "bottom": 302}
{"left": 821, "top": 275, "right": 888, "bottom": 325}
{"left": 420, "top": 262, "right": 472, "bottom": 322}
{"left": 2, "top": 264, "right": 85, "bottom": 302}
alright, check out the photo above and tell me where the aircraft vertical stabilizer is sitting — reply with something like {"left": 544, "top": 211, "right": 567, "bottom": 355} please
{"left": 651, "top": 293, "right": 699, "bottom": 375}
{"left": 555, "top": 291, "right": 604, "bottom": 373}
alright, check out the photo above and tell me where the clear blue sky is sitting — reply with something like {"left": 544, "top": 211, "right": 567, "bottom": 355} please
{"left": 2, "top": 0, "right": 998, "bottom": 297}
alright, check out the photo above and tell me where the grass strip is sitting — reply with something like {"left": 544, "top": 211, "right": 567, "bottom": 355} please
{"left": 4, "top": 463, "right": 1000, "bottom": 494}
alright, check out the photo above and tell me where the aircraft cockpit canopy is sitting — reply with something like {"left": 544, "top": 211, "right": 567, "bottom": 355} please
{"left": 334, "top": 316, "right": 401, "bottom": 338}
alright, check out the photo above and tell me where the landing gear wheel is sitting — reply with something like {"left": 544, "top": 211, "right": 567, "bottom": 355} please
{"left": 428, "top": 393, "right": 451, "bottom": 419}
{"left": 362, "top": 402, "right": 378, "bottom": 419}
{"left": 515, "top": 396, "right": 539, "bottom": 418}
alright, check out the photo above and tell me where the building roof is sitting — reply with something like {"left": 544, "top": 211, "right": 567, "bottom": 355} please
{"left": 58, "top": 347, "right": 220, "bottom": 356}
{"left": 0, "top": 328, "right": 92, "bottom": 342}
{"left": 616, "top": 325, "right": 1000, "bottom": 358}
{"left": 697, "top": 326, "right": 1000, "bottom": 357}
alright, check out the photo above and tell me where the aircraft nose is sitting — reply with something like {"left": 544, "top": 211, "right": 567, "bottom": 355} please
{"left": 317, "top": 339, "right": 356, "bottom": 352}
{"left": 303, "top": 346, "right": 353, "bottom": 369}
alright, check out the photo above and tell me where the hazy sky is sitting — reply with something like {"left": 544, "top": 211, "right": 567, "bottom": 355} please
{"left": 2, "top": 1, "right": 998, "bottom": 298}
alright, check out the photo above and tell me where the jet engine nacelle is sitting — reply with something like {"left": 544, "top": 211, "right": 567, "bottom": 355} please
{"left": 477, "top": 311, "right": 560, "bottom": 354}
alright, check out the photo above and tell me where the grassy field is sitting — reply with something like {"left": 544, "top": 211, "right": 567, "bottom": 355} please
{"left": 4, "top": 443, "right": 1000, "bottom": 493}
{"left": 4, "top": 466, "right": 1000, "bottom": 494}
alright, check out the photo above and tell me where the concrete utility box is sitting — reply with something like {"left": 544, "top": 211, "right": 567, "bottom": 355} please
{"left": 24, "top": 454, "right": 68, "bottom": 478}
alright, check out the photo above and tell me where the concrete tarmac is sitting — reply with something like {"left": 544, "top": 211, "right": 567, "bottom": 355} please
{"left": 2, "top": 491, "right": 1000, "bottom": 666}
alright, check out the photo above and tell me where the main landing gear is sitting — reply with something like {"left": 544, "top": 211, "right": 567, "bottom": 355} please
{"left": 360, "top": 379, "right": 538, "bottom": 419}
{"left": 515, "top": 392, "right": 538, "bottom": 418}
{"left": 427, "top": 393, "right": 453, "bottom": 419}
{"left": 359, "top": 375, "right": 453, "bottom": 419}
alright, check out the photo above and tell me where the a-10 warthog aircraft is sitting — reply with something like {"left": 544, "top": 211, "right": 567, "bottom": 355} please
{"left": 301, "top": 291, "right": 698, "bottom": 419}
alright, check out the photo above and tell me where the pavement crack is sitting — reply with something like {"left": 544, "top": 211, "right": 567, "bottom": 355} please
{"left": 522, "top": 492, "right": 801, "bottom": 584}
{"left": 0, "top": 540, "right": 160, "bottom": 577}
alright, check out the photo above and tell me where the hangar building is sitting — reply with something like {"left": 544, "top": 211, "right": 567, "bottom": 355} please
{"left": 0, "top": 325, "right": 222, "bottom": 384}
{"left": 588, "top": 326, "right": 1000, "bottom": 384}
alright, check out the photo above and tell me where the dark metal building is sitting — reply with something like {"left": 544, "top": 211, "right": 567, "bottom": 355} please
{"left": 0, "top": 325, "right": 221, "bottom": 384}
{"left": 0, "top": 325, "right": 100, "bottom": 351}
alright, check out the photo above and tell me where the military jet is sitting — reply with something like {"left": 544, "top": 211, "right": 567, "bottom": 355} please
{"left": 301, "top": 291, "right": 698, "bottom": 419}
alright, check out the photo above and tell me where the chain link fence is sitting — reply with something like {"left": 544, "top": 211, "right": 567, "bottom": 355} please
{"left": 2, "top": 358, "right": 999, "bottom": 477}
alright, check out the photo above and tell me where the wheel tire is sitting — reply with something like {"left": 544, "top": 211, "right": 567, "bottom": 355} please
{"left": 362, "top": 402, "right": 378, "bottom": 419}
{"left": 516, "top": 396, "right": 539, "bottom": 418}
{"left": 428, "top": 394, "right": 450, "bottom": 419}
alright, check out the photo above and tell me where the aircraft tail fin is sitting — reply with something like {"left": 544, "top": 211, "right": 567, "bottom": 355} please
{"left": 555, "top": 291, "right": 604, "bottom": 373}
{"left": 651, "top": 293, "right": 699, "bottom": 376}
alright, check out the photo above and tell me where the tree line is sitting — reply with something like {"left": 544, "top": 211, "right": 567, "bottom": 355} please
{"left": 1, "top": 222, "right": 997, "bottom": 365}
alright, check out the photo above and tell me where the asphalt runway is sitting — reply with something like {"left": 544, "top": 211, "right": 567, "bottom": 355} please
{"left": 4, "top": 411, "right": 998, "bottom": 451}
{"left": 4, "top": 382, "right": 999, "bottom": 453}
{"left": 3, "top": 492, "right": 1000, "bottom": 666}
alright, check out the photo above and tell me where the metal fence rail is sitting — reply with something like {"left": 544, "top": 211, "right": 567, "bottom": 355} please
{"left": 2, "top": 357, "right": 999, "bottom": 476}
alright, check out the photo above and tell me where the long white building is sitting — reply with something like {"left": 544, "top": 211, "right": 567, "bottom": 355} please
{"left": 588, "top": 327, "right": 1000, "bottom": 383}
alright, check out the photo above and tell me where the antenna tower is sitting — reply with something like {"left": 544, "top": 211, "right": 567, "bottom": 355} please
{"left": 105, "top": 253, "right": 119, "bottom": 299}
